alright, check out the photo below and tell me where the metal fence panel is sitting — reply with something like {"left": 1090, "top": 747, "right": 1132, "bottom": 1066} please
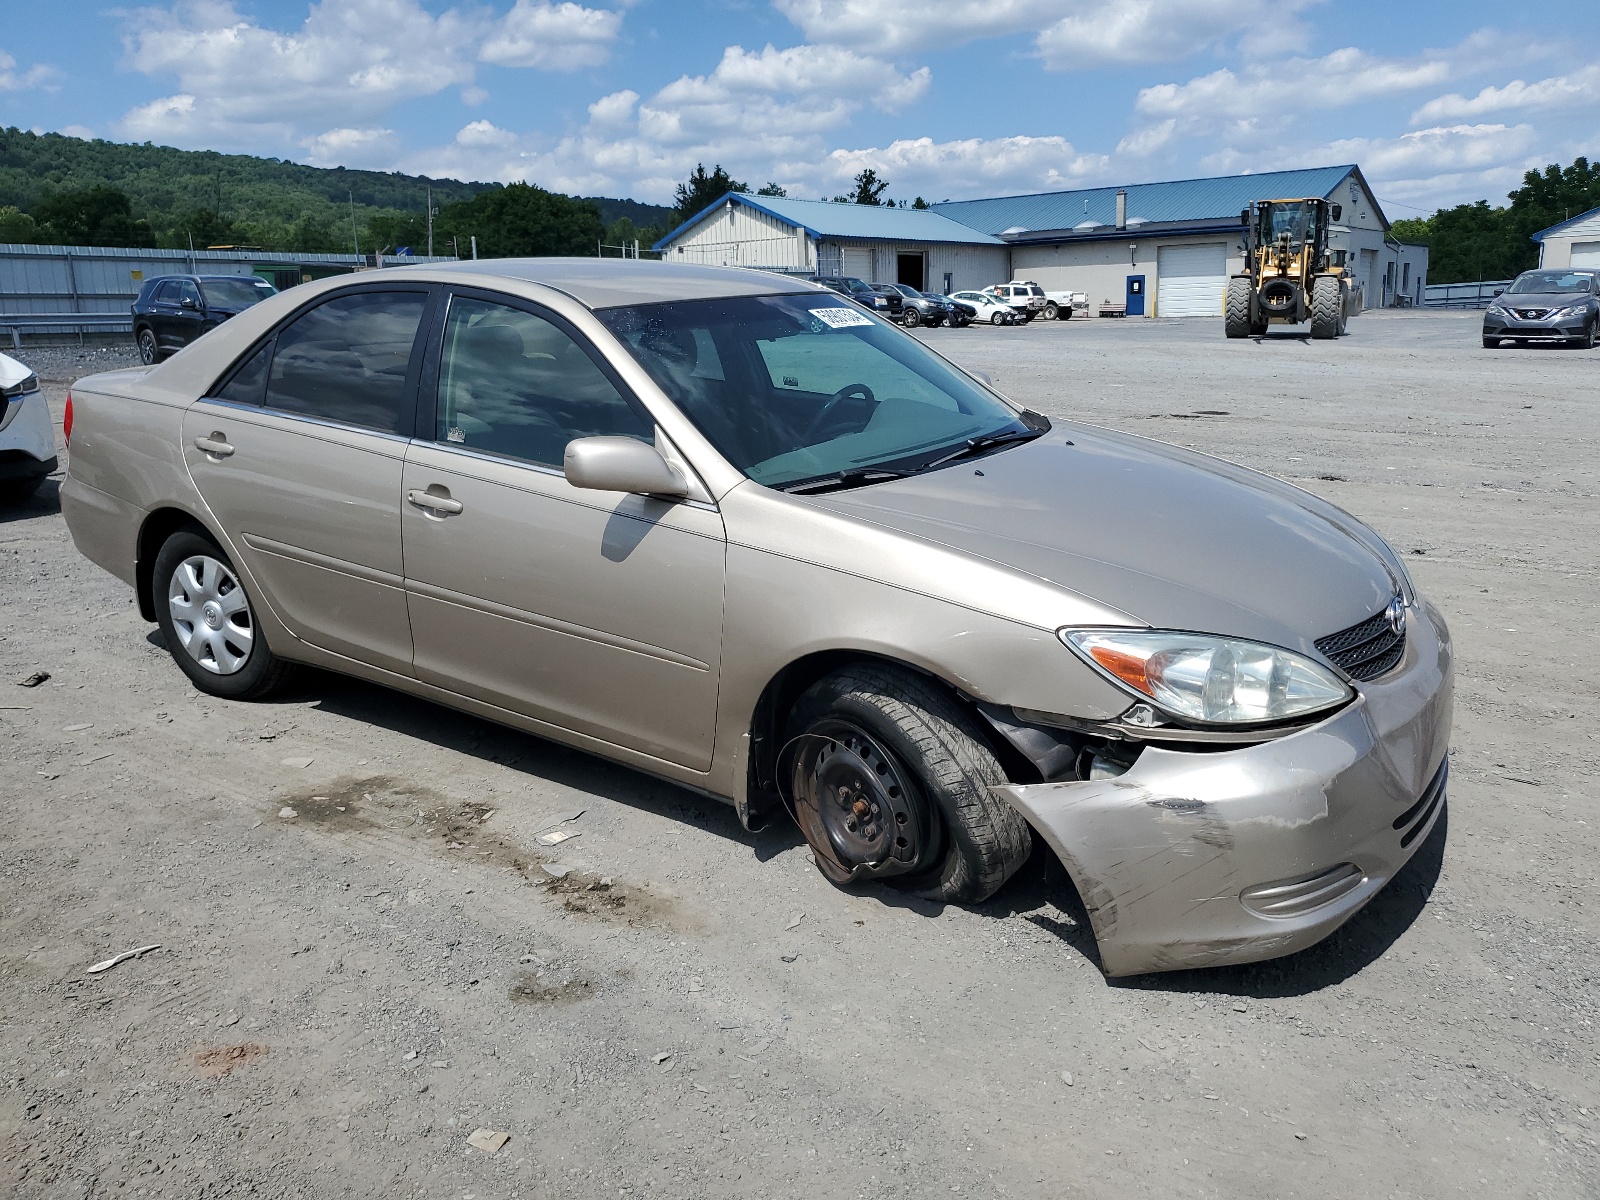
{"left": 1422, "top": 280, "right": 1510, "bottom": 309}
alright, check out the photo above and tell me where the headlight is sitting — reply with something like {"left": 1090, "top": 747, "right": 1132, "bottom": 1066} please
{"left": 1553, "top": 305, "right": 1586, "bottom": 319}
{"left": 1061, "top": 629, "right": 1352, "bottom": 725}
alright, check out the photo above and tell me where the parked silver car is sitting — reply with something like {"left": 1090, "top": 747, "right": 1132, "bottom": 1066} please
{"left": 60, "top": 260, "right": 1451, "bottom": 976}
{"left": 1482, "top": 268, "right": 1599, "bottom": 348}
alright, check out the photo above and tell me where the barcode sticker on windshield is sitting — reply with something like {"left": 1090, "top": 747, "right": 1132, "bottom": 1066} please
{"left": 809, "top": 307, "right": 874, "bottom": 329}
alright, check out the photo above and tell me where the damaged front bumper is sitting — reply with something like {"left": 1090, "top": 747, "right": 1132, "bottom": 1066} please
{"left": 997, "top": 600, "right": 1453, "bottom": 977}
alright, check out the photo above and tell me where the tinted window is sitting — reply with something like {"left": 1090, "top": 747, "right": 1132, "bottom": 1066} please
{"left": 202, "top": 278, "right": 275, "bottom": 309}
{"left": 1506, "top": 271, "right": 1597, "bottom": 295}
{"left": 435, "top": 296, "right": 650, "bottom": 468}
{"left": 265, "top": 291, "right": 426, "bottom": 433}
{"left": 153, "top": 280, "right": 180, "bottom": 303}
{"left": 178, "top": 280, "right": 202, "bottom": 307}
{"left": 216, "top": 341, "right": 271, "bottom": 406}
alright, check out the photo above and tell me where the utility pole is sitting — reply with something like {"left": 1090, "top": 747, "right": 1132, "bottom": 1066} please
{"left": 470, "top": 235, "right": 478, "bottom": 260}
{"left": 349, "top": 191, "right": 359, "bottom": 255}
{"left": 426, "top": 186, "right": 434, "bottom": 258}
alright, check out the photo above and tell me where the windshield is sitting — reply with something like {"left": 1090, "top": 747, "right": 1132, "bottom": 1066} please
{"left": 598, "top": 293, "right": 1032, "bottom": 489}
{"left": 891, "top": 284, "right": 921, "bottom": 297}
{"left": 1507, "top": 271, "right": 1596, "bottom": 295}
{"left": 202, "top": 278, "right": 275, "bottom": 308}
{"left": 1260, "top": 202, "right": 1309, "bottom": 247}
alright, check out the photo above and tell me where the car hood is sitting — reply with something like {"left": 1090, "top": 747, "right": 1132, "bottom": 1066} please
{"left": 1496, "top": 292, "right": 1594, "bottom": 308}
{"left": 804, "top": 427, "right": 1401, "bottom": 654}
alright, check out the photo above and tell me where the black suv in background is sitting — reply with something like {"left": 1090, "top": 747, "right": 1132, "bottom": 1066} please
{"left": 812, "top": 276, "right": 900, "bottom": 316}
{"left": 877, "top": 284, "right": 952, "bottom": 328}
{"left": 131, "top": 274, "right": 278, "bottom": 364}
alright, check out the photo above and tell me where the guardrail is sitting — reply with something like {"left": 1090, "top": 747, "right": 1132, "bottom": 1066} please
{"left": 0, "top": 312, "right": 132, "bottom": 349}
{"left": 1422, "top": 280, "right": 1510, "bottom": 310}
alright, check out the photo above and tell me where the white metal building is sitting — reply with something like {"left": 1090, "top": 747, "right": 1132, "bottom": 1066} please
{"left": 653, "top": 195, "right": 1009, "bottom": 293}
{"left": 657, "top": 165, "right": 1429, "bottom": 317}
{"left": 935, "top": 165, "right": 1423, "bottom": 316}
{"left": 1533, "top": 206, "right": 1600, "bottom": 269}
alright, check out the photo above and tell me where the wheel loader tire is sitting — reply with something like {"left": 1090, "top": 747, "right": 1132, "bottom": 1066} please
{"left": 1311, "top": 276, "right": 1342, "bottom": 340}
{"left": 1225, "top": 278, "right": 1253, "bottom": 339}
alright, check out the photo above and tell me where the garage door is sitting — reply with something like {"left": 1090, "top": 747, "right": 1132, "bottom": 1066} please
{"left": 842, "top": 248, "right": 873, "bottom": 279}
{"left": 1156, "top": 243, "right": 1227, "bottom": 316}
{"left": 1572, "top": 241, "right": 1600, "bottom": 268}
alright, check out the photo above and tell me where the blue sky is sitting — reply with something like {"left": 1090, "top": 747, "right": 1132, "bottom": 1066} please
{"left": 3, "top": 0, "right": 1597, "bottom": 214}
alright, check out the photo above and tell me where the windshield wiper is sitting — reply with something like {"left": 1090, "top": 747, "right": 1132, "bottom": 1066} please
{"left": 782, "top": 467, "right": 912, "bottom": 495}
{"left": 915, "top": 427, "right": 1044, "bottom": 473}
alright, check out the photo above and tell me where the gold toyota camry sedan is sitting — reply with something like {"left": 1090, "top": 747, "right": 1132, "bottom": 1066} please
{"left": 60, "top": 259, "right": 1452, "bottom": 976}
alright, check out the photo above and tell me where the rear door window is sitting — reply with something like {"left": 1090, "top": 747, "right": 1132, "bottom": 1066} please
{"left": 153, "top": 280, "right": 180, "bottom": 303}
{"left": 434, "top": 294, "right": 651, "bottom": 468}
{"left": 264, "top": 290, "right": 427, "bottom": 433}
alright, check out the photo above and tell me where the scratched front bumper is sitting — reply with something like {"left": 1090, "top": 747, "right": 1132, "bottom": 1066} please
{"left": 998, "top": 600, "right": 1454, "bottom": 977}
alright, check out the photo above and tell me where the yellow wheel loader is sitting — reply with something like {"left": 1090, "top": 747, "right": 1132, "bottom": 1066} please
{"left": 1225, "top": 197, "right": 1356, "bottom": 340}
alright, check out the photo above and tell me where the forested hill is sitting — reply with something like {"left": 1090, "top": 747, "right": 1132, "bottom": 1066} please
{"left": 0, "top": 127, "right": 672, "bottom": 253}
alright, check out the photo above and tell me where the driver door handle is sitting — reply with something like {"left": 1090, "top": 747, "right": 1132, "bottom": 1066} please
{"left": 408, "top": 488, "right": 464, "bottom": 516}
{"left": 193, "top": 434, "right": 234, "bottom": 457}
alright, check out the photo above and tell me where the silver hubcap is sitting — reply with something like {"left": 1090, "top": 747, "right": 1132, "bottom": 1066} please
{"left": 168, "top": 555, "right": 253, "bottom": 674}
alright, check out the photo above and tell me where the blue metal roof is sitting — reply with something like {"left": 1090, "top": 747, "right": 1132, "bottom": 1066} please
{"left": 933, "top": 165, "right": 1368, "bottom": 237}
{"left": 1531, "top": 204, "right": 1600, "bottom": 241}
{"left": 655, "top": 193, "right": 1006, "bottom": 251}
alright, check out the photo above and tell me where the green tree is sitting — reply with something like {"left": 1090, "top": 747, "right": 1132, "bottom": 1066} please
{"left": 1389, "top": 216, "right": 1430, "bottom": 245}
{"left": 911, "top": 196, "right": 930, "bottom": 210}
{"left": 757, "top": 182, "right": 787, "bottom": 197}
{"left": 31, "top": 185, "right": 155, "bottom": 246}
{"left": 0, "top": 205, "right": 41, "bottom": 242}
{"left": 173, "top": 207, "right": 240, "bottom": 248}
{"left": 671, "top": 164, "right": 748, "bottom": 226}
{"left": 837, "top": 168, "right": 889, "bottom": 206}
{"left": 289, "top": 214, "right": 346, "bottom": 253}
{"left": 436, "top": 182, "right": 604, "bottom": 257}
{"left": 364, "top": 210, "right": 428, "bottom": 254}
{"left": 606, "top": 215, "right": 638, "bottom": 249}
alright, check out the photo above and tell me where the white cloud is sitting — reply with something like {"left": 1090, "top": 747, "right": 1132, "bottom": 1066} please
{"left": 1412, "top": 64, "right": 1600, "bottom": 124}
{"left": 775, "top": 0, "right": 1317, "bottom": 66}
{"left": 0, "top": 49, "right": 56, "bottom": 91}
{"left": 1136, "top": 47, "right": 1451, "bottom": 122}
{"left": 117, "top": 0, "right": 620, "bottom": 153}
{"left": 815, "top": 135, "right": 1110, "bottom": 199}
{"left": 587, "top": 89, "right": 638, "bottom": 128}
{"left": 455, "top": 119, "right": 518, "bottom": 147}
{"left": 301, "top": 126, "right": 399, "bottom": 167}
{"left": 59, "top": 125, "right": 98, "bottom": 140}
{"left": 479, "top": 0, "right": 621, "bottom": 70}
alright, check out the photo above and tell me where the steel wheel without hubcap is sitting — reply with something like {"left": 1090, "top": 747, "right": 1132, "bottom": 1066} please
{"left": 137, "top": 328, "right": 160, "bottom": 365}
{"left": 168, "top": 554, "right": 254, "bottom": 674}
{"left": 790, "top": 719, "right": 934, "bottom": 884}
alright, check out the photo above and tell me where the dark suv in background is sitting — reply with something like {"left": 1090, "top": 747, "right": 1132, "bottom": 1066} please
{"left": 812, "top": 276, "right": 900, "bottom": 316}
{"left": 131, "top": 274, "right": 278, "bottom": 364}
{"left": 877, "top": 284, "right": 952, "bottom": 328}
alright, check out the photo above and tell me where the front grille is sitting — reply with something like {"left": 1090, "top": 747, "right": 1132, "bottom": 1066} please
{"left": 1513, "top": 308, "right": 1550, "bottom": 319}
{"left": 1315, "top": 604, "right": 1406, "bottom": 681}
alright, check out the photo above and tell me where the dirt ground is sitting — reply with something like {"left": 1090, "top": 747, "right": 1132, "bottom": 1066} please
{"left": 1, "top": 309, "right": 1596, "bottom": 1199}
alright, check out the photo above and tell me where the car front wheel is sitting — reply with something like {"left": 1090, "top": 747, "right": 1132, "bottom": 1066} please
{"left": 153, "top": 528, "right": 296, "bottom": 700}
{"left": 136, "top": 327, "right": 162, "bottom": 365}
{"left": 990, "top": 311, "right": 1005, "bottom": 325}
{"left": 902, "top": 308, "right": 921, "bottom": 328}
{"left": 784, "top": 665, "right": 1033, "bottom": 903}
{"left": 1482, "top": 336, "right": 1499, "bottom": 348}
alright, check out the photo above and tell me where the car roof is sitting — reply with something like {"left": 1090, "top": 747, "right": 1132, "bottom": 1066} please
{"left": 413, "top": 257, "right": 827, "bottom": 309}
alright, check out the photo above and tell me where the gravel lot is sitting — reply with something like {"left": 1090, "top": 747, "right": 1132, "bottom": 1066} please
{"left": 2, "top": 310, "right": 1596, "bottom": 1198}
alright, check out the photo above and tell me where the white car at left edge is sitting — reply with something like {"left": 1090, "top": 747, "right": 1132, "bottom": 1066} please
{"left": 0, "top": 352, "right": 57, "bottom": 504}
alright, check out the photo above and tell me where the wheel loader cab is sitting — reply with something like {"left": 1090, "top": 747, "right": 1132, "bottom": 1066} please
{"left": 1225, "top": 196, "right": 1354, "bottom": 341}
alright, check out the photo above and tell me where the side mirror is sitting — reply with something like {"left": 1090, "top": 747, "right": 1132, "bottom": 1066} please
{"left": 1240, "top": 208, "right": 1250, "bottom": 227}
{"left": 181, "top": 297, "right": 199, "bottom": 310}
{"left": 564, "top": 436, "right": 690, "bottom": 498}
{"left": 1330, "top": 204, "right": 1343, "bottom": 222}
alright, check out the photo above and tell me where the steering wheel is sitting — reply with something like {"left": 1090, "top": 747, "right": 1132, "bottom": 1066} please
{"left": 802, "top": 382, "right": 875, "bottom": 442}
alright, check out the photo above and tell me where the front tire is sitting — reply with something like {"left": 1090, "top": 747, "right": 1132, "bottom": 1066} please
{"left": 1310, "top": 275, "right": 1342, "bottom": 340}
{"left": 902, "top": 308, "right": 921, "bottom": 328}
{"left": 136, "top": 327, "right": 162, "bottom": 365}
{"left": 1482, "top": 336, "right": 1499, "bottom": 348}
{"left": 785, "top": 665, "right": 1033, "bottom": 903}
{"left": 153, "top": 528, "right": 296, "bottom": 700}
{"left": 990, "top": 311, "right": 1005, "bottom": 325}
{"left": 1042, "top": 302, "right": 1059, "bottom": 320}
{"left": 1225, "top": 278, "right": 1253, "bottom": 338}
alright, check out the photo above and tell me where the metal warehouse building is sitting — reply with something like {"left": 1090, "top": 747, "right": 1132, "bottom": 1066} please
{"left": 1534, "top": 206, "right": 1600, "bottom": 269}
{"left": 653, "top": 195, "right": 1010, "bottom": 293}
{"left": 656, "top": 165, "right": 1428, "bottom": 318}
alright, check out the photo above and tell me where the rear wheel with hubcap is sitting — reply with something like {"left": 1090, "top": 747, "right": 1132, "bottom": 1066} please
{"left": 153, "top": 528, "right": 296, "bottom": 699}
{"left": 784, "top": 665, "right": 1033, "bottom": 903}
{"left": 136, "top": 327, "right": 162, "bottom": 365}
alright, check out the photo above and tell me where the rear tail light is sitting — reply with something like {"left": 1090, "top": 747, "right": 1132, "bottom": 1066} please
{"left": 63, "top": 393, "right": 73, "bottom": 446}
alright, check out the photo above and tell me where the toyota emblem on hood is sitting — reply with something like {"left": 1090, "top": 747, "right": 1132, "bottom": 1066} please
{"left": 1386, "top": 595, "right": 1407, "bottom": 638}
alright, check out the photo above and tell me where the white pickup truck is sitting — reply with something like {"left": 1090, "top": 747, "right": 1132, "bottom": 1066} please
{"left": 1021, "top": 280, "right": 1089, "bottom": 320}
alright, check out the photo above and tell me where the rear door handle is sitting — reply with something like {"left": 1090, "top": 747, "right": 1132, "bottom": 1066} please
{"left": 407, "top": 488, "right": 464, "bottom": 516}
{"left": 194, "top": 433, "right": 234, "bottom": 457}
